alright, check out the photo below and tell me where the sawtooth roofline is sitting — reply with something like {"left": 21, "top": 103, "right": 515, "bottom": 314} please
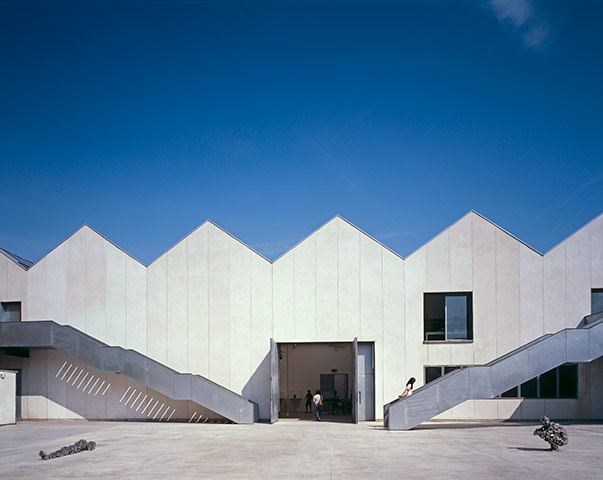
{"left": 2, "top": 210, "right": 602, "bottom": 270}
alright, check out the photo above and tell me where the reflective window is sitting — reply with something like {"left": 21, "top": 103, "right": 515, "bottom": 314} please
{"left": 559, "top": 364, "right": 578, "bottom": 398}
{"left": 424, "top": 293, "right": 473, "bottom": 341}
{"left": 539, "top": 369, "right": 557, "bottom": 398}
{"left": 425, "top": 365, "right": 463, "bottom": 384}
{"left": 500, "top": 364, "right": 578, "bottom": 399}
{"left": 520, "top": 377, "right": 538, "bottom": 398}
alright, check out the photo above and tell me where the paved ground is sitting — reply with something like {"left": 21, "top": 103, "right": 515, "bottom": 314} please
{"left": 1, "top": 418, "right": 602, "bottom": 479}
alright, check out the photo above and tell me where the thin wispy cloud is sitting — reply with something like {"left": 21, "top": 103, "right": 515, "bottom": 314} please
{"left": 489, "top": 0, "right": 550, "bottom": 50}
{"left": 489, "top": 0, "right": 532, "bottom": 27}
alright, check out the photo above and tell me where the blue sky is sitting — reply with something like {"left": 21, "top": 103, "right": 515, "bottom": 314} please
{"left": 1, "top": 0, "right": 602, "bottom": 264}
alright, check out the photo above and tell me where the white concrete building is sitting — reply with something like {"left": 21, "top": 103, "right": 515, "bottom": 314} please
{"left": 1, "top": 210, "right": 602, "bottom": 424}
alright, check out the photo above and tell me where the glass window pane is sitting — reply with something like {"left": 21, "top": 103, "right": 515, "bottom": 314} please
{"left": 501, "top": 387, "right": 518, "bottom": 397}
{"left": 444, "top": 366, "right": 460, "bottom": 374}
{"left": 521, "top": 377, "right": 537, "bottom": 398}
{"left": 592, "top": 289, "right": 603, "bottom": 314}
{"left": 540, "top": 369, "right": 557, "bottom": 398}
{"left": 559, "top": 364, "right": 578, "bottom": 398}
{"left": 445, "top": 296, "right": 468, "bottom": 340}
{"left": 424, "top": 295, "right": 445, "bottom": 340}
{"left": 425, "top": 367, "right": 442, "bottom": 384}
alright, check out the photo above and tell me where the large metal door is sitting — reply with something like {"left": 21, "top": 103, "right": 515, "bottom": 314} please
{"left": 357, "top": 343, "right": 375, "bottom": 421}
{"left": 270, "top": 339, "right": 279, "bottom": 424}
{"left": 352, "top": 337, "right": 358, "bottom": 424}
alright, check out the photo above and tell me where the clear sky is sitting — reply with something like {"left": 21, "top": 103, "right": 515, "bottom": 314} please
{"left": 1, "top": 0, "right": 602, "bottom": 264}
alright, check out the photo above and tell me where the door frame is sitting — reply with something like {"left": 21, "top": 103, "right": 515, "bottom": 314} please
{"left": 270, "top": 338, "right": 279, "bottom": 424}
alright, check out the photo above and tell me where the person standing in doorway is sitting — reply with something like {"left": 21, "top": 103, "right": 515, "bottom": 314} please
{"left": 398, "top": 377, "right": 416, "bottom": 398}
{"left": 304, "top": 390, "right": 313, "bottom": 414}
{"left": 313, "top": 389, "right": 323, "bottom": 421}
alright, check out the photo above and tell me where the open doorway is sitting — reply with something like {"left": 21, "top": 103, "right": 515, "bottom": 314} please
{"left": 276, "top": 342, "right": 374, "bottom": 423}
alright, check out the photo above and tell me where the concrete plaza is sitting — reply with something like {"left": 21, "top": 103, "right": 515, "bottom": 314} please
{"left": 0, "top": 419, "right": 601, "bottom": 479}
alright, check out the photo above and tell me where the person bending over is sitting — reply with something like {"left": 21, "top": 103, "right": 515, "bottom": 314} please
{"left": 398, "top": 377, "right": 416, "bottom": 398}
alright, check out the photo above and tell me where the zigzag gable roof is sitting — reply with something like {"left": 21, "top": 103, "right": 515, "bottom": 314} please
{"left": 2, "top": 210, "right": 602, "bottom": 270}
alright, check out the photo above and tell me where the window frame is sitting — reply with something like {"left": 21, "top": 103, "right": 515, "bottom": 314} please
{"left": 423, "top": 292, "right": 473, "bottom": 343}
{"left": 499, "top": 364, "right": 579, "bottom": 400}
{"left": 424, "top": 365, "right": 464, "bottom": 385}
{"left": 592, "top": 288, "right": 603, "bottom": 314}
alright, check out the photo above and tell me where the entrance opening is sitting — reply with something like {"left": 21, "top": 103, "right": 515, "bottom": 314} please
{"left": 277, "top": 342, "right": 374, "bottom": 423}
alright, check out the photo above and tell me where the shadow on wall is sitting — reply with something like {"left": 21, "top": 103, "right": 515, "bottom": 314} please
{"left": 242, "top": 352, "right": 271, "bottom": 421}
{"left": 0, "top": 350, "right": 226, "bottom": 423}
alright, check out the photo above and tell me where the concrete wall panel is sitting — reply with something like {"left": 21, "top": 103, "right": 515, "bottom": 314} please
{"left": 450, "top": 344, "right": 474, "bottom": 365}
{"left": 495, "top": 230, "right": 520, "bottom": 356}
{"left": 187, "top": 226, "right": 209, "bottom": 376}
{"left": 66, "top": 230, "right": 86, "bottom": 331}
{"left": 404, "top": 248, "right": 426, "bottom": 386}
{"left": 338, "top": 220, "right": 360, "bottom": 340}
{"left": 273, "top": 252, "right": 295, "bottom": 340}
{"left": 472, "top": 216, "right": 497, "bottom": 364}
{"left": 316, "top": 220, "right": 338, "bottom": 339}
{"left": 450, "top": 215, "right": 473, "bottom": 291}
{"left": 167, "top": 241, "right": 188, "bottom": 372}
{"left": 83, "top": 365, "right": 107, "bottom": 420}
{"left": 0, "top": 256, "right": 7, "bottom": 299}
{"left": 497, "top": 399, "right": 522, "bottom": 420}
{"left": 46, "top": 349, "right": 67, "bottom": 419}
{"left": 86, "top": 228, "right": 106, "bottom": 341}
{"left": 382, "top": 250, "right": 405, "bottom": 403}
{"left": 294, "top": 235, "right": 317, "bottom": 341}
{"left": 208, "top": 226, "right": 230, "bottom": 388}
{"left": 7, "top": 260, "right": 27, "bottom": 306}
{"left": 426, "top": 230, "right": 449, "bottom": 292}
{"left": 65, "top": 357, "right": 88, "bottom": 419}
{"left": 591, "top": 215, "right": 603, "bottom": 288}
{"left": 106, "top": 371, "right": 128, "bottom": 419}
{"left": 27, "top": 259, "right": 46, "bottom": 320}
{"left": 229, "top": 241, "right": 251, "bottom": 394}
{"left": 519, "top": 246, "right": 544, "bottom": 344}
{"left": 26, "top": 349, "right": 47, "bottom": 419}
{"left": 473, "top": 216, "right": 497, "bottom": 364}
{"left": 360, "top": 235, "right": 382, "bottom": 342}
{"left": 427, "top": 343, "right": 451, "bottom": 366}
{"left": 147, "top": 256, "right": 167, "bottom": 364}
{"left": 126, "top": 258, "right": 147, "bottom": 354}
{"left": 565, "top": 227, "right": 591, "bottom": 326}
{"left": 250, "top": 255, "right": 272, "bottom": 419}
{"left": 105, "top": 244, "right": 127, "bottom": 347}
{"left": 46, "top": 244, "right": 67, "bottom": 324}
{"left": 474, "top": 399, "right": 498, "bottom": 419}
{"left": 544, "top": 244, "right": 566, "bottom": 334}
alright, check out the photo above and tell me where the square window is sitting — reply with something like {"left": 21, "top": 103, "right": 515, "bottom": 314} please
{"left": 424, "top": 293, "right": 473, "bottom": 341}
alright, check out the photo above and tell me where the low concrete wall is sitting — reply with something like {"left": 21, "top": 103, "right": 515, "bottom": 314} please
{"left": 0, "top": 370, "right": 16, "bottom": 425}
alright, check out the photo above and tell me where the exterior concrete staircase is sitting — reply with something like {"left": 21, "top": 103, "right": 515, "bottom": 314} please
{"left": 0, "top": 320, "right": 257, "bottom": 424}
{"left": 384, "top": 312, "right": 603, "bottom": 430}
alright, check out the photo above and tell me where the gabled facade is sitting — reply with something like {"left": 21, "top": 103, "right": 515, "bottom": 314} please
{"left": 1, "top": 211, "right": 602, "bottom": 422}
